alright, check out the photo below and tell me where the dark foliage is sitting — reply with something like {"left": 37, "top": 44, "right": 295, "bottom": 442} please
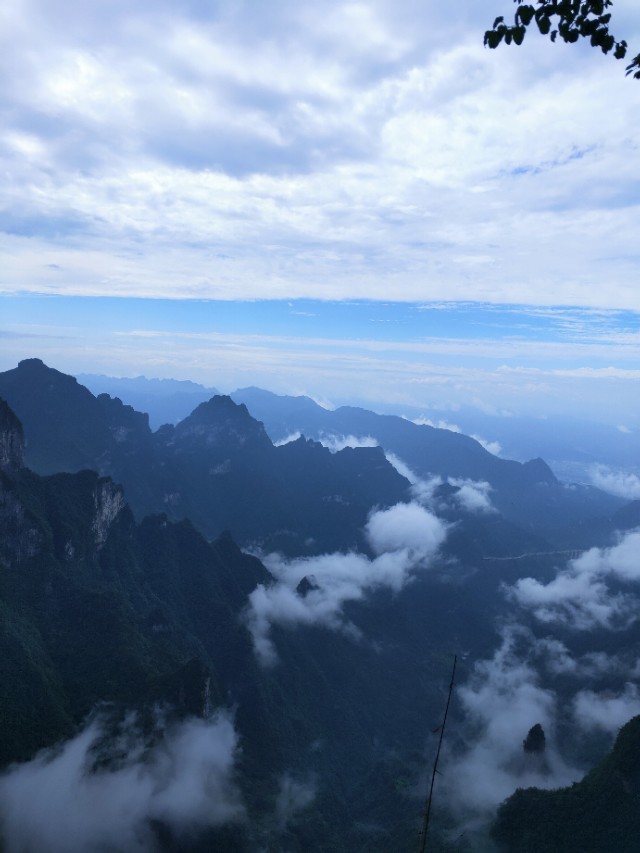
{"left": 493, "top": 716, "right": 640, "bottom": 852}
{"left": 485, "top": 1, "right": 640, "bottom": 78}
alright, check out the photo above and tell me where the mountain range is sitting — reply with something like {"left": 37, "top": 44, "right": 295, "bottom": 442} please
{"left": 1, "top": 359, "right": 639, "bottom": 852}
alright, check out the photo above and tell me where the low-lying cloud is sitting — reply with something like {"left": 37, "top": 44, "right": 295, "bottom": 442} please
{"left": 384, "top": 453, "right": 496, "bottom": 514}
{"left": 275, "top": 773, "right": 317, "bottom": 828}
{"left": 0, "top": 711, "right": 243, "bottom": 853}
{"left": 317, "top": 433, "right": 379, "bottom": 453}
{"left": 245, "top": 502, "right": 448, "bottom": 665}
{"left": 410, "top": 419, "right": 501, "bottom": 456}
{"left": 448, "top": 532, "right": 640, "bottom": 820}
{"left": 449, "top": 478, "right": 496, "bottom": 514}
{"left": 509, "top": 530, "right": 640, "bottom": 630}
{"left": 573, "top": 684, "right": 640, "bottom": 734}
{"left": 589, "top": 465, "right": 640, "bottom": 500}
{"left": 274, "top": 431, "right": 302, "bottom": 446}
{"left": 471, "top": 435, "right": 502, "bottom": 457}
{"left": 383, "top": 452, "right": 442, "bottom": 504}
{"left": 446, "top": 628, "right": 578, "bottom": 814}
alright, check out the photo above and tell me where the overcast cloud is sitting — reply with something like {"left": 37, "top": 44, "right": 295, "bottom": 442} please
{"left": 0, "top": 1, "right": 638, "bottom": 421}
{"left": 1, "top": 0, "right": 639, "bottom": 307}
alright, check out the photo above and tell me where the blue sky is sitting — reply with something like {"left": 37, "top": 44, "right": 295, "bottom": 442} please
{"left": 1, "top": 0, "right": 639, "bottom": 423}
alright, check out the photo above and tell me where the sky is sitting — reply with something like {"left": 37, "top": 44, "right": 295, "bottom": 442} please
{"left": 1, "top": 0, "right": 639, "bottom": 423}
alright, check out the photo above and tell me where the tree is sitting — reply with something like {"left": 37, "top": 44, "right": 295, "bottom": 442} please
{"left": 485, "top": 1, "right": 640, "bottom": 78}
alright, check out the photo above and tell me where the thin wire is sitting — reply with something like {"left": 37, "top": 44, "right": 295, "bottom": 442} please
{"left": 417, "top": 654, "right": 457, "bottom": 853}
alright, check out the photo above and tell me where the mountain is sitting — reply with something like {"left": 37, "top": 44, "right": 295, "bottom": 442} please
{"left": 492, "top": 715, "right": 640, "bottom": 853}
{"left": 2, "top": 374, "right": 638, "bottom": 851}
{"left": 0, "top": 360, "right": 409, "bottom": 555}
{"left": 77, "top": 373, "right": 219, "bottom": 429}
{"left": 0, "top": 396, "right": 520, "bottom": 851}
{"left": 230, "top": 386, "right": 624, "bottom": 537}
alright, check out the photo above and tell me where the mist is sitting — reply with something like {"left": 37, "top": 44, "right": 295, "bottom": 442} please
{"left": 245, "top": 501, "right": 448, "bottom": 665}
{"left": 446, "top": 529, "right": 640, "bottom": 818}
{"left": 0, "top": 711, "right": 243, "bottom": 853}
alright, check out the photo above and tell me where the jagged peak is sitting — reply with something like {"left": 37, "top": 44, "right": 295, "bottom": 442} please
{"left": 176, "top": 395, "right": 271, "bottom": 448}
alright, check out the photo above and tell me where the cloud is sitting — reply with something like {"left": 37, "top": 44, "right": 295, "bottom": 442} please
{"left": 449, "top": 478, "right": 496, "bottom": 514}
{"left": 531, "top": 638, "right": 627, "bottom": 680}
{"left": 275, "top": 773, "right": 316, "bottom": 828}
{"left": 1, "top": 0, "right": 639, "bottom": 309}
{"left": 573, "top": 684, "right": 640, "bottom": 734}
{"left": 407, "top": 418, "right": 501, "bottom": 456}
{"left": 245, "top": 502, "right": 447, "bottom": 665}
{"left": 365, "top": 501, "right": 447, "bottom": 556}
{"left": 383, "top": 453, "right": 442, "bottom": 505}
{"left": 445, "top": 628, "right": 578, "bottom": 814}
{"left": 411, "top": 417, "right": 461, "bottom": 432}
{"left": 317, "top": 433, "right": 378, "bottom": 453}
{"left": 589, "top": 465, "right": 640, "bottom": 500}
{"left": 274, "top": 431, "right": 302, "bottom": 446}
{"left": 0, "top": 711, "right": 243, "bottom": 853}
{"left": 385, "top": 453, "right": 496, "bottom": 513}
{"left": 509, "top": 530, "right": 640, "bottom": 630}
{"left": 471, "top": 434, "right": 502, "bottom": 456}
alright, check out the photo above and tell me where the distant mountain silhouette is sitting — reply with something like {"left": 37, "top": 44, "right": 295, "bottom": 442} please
{"left": 231, "top": 386, "right": 623, "bottom": 537}
{"left": 0, "top": 360, "right": 409, "bottom": 554}
{"left": 78, "top": 373, "right": 218, "bottom": 428}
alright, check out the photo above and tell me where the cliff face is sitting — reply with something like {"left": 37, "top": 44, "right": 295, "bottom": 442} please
{"left": 91, "top": 479, "right": 125, "bottom": 547}
{"left": 0, "top": 398, "right": 24, "bottom": 472}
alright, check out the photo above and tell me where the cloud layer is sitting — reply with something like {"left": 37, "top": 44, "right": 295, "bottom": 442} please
{"left": 1, "top": 0, "right": 639, "bottom": 307}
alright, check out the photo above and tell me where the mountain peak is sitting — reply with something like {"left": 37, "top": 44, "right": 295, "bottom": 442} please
{"left": 175, "top": 395, "right": 272, "bottom": 450}
{"left": 522, "top": 457, "right": 557, "bottom": 485}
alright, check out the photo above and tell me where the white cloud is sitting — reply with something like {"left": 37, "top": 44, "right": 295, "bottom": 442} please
{"left": 589, "top": 465, "right": 640, "bottom": 500}
{"left": 0, "top": 711, "right": 243, "bottom": 853}
{"left": 510, "top": 530, "right": 640, "bottom": 629}
{"left": 274, "top": 431, "right": 302, "bottom": 446}
{"left": 317, "top": 433, "right": 378, "bottom": 453}
{"left": 471, "top": 434, "right": 502, "bottom": 456}
{"left": 449, "top": 478, "right": 496, "bottom": 514}
{"left": 244, "top": 502, "right": 447, "bottom": 665}
{"left": 573, "top": 684, "right": 640, "bottom": 734}
{"left": 1, "top": 0, "right": 639, "bottom": 307}
{"left": 446, "top": 628, "right": 579, "bottom": 814}
{"left": 411, "top": 417, "right": 461, "bottom": 432}
{"left": 384, "top": 452, "right": 442, "bottom": 504}
{"left": 365, "top": 501, "right": 447, "bottom": 556}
